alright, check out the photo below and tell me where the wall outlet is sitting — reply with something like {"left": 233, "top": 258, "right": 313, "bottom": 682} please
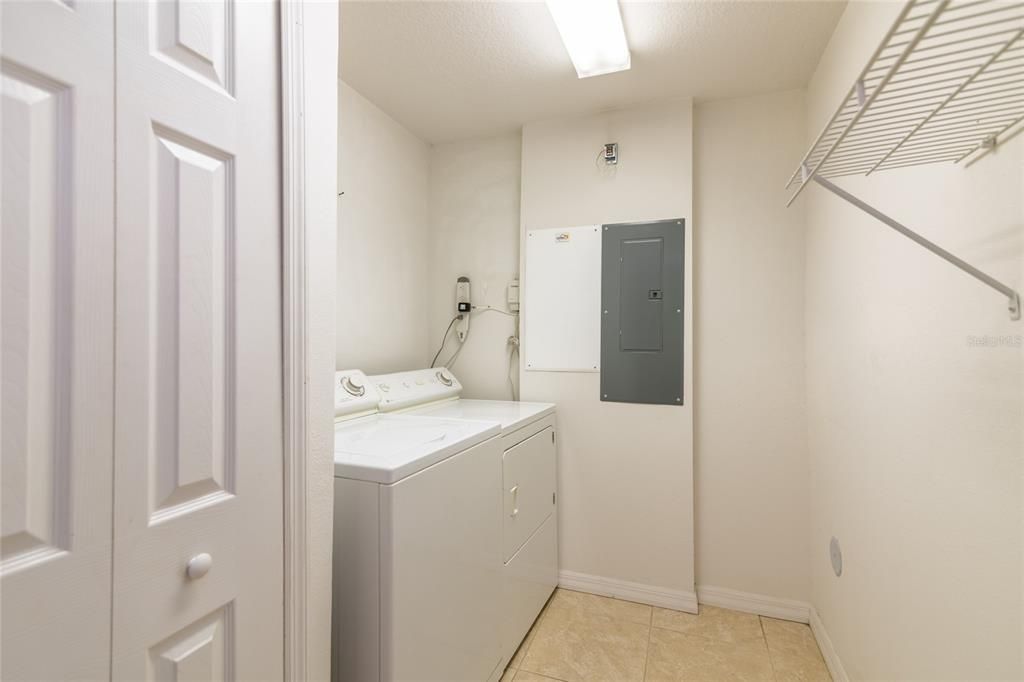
{"left": 507, "top": 280, "right": 520, "bottom": 313}
{"left": 603, "top": 142, "right": 618, "bottom": 165}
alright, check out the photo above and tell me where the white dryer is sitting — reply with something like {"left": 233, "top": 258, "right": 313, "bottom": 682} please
{"left": 331, "top": 370, "right": 505, "bottom": 682}
{"left": 368, "top": 368, "right": 558, "bottom": 669}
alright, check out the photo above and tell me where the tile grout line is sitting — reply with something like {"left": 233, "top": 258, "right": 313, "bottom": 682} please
{"left": 513, "top": 620, "right": 538, "bottom": 677}
{"left": 759, "top": 615, "right": 781, "bottom": 682}
{"left": 545, "top": 588, "right": 832, "bottom": 682}
{"left": 513, "top": 591, "right": 562, "bottom": 681}
{"left": 528, "top": 588, "right": 657, "bottom": 682}
{"left": 640, "top": 610, "right": 654, "bottom": 682}
{"left": 526, "top": 590, "right": 559, "bottom": 656}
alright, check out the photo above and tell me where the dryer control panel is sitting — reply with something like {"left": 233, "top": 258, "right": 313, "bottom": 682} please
{"left": 370, "top": 367, "right": 463, "bottom": 413}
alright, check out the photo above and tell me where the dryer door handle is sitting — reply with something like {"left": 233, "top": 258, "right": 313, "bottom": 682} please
{"left": 509, "top": 485, "right": 519, "bottom": 518}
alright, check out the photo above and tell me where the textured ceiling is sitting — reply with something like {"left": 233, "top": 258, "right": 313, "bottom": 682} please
{"left": 340, "top": 1, "right": 847, "bottom": 144}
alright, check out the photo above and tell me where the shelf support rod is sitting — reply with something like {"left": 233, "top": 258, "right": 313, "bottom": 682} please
{"left": 812, "top": 175, "right": 1021, "bottom": 321}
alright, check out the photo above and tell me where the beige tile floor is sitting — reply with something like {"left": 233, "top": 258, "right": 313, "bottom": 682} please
{"left": 500, "top": 589, "right": 831, "bottom": 682}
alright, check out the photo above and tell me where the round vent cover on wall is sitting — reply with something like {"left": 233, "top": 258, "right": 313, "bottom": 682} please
{"left": 830, "top": 536, "right": 843, "bottom": 577}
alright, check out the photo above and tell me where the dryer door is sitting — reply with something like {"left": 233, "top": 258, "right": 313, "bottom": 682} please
{"left": 502, "top": 427, "right": 556, "bottom": 562}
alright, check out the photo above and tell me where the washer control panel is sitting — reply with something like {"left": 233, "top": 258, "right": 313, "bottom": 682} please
{"left": 340, "top": 374, "right": 366, "bottom": 397}
{"left": 334, "top": 369, "right": 381, "bottom": 419}
{"left": 370, "top": 367, "right": 462, "bottom": 412}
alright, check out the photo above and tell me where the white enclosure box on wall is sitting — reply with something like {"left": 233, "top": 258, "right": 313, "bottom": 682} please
{"left": 523, "top": 225, "right": 602, "bottom": 372}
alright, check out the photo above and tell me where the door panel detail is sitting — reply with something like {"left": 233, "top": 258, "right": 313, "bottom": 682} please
{"left": 1, "top": 63, "right": 73, "bottom": 569}
{"left": 149, "top": 603, "right": 235, "bottom": 682}
{"left": 1, "top": 1, "right": 115, "bottom": 677}
{"left": 148, "top": 126, "right": 235, "bottom": 523}
{"left": 113, "top": 1, "right": 282, "bottom": 678}
{"left": 151, "top": 0, "right": 234, "bottom": 94}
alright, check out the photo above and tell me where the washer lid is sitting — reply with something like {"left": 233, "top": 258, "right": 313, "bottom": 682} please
{"left": 410, "top": 399, "right": 554, "bottom": 434}
{"left": 333, "top": 414, "right": 500, "bottom": 484}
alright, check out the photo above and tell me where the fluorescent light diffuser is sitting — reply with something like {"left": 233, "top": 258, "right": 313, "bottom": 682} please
{"left": 546, "top": 0, "right": 631, "bottom": 79}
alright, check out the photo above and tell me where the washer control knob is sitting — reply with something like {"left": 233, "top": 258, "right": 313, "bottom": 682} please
{"left": 436, "top": 370, "right": 453, "bottom": 387}
{"left": 186, "top": 553, "right": 213, "bottom": 580}
{"left": 341, "top": 374, "right": 365, "bottom": 397}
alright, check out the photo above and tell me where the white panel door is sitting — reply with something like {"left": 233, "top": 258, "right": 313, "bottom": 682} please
{"left": 112, "top": 1, "right": 283, "bottom": 679}
{"left": 1, "top": 1, "right": 116, "bottom": 679}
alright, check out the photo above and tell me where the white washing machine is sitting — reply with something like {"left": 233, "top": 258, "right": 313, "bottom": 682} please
{"left": 368, "top": 367, "right": 558, "bottom": 669}
{"left": 331, "top": 370, "right": 505, "bottom": 682}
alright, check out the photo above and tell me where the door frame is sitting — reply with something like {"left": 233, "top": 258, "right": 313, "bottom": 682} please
{"left": 281, "top": 1, "right": 338, "bottom": 679}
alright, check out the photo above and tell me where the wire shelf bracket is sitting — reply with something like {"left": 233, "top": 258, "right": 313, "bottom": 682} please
{"left": 787, "top": 0, "right": 1023, "bottom": 321}
{"left": 813, "top": 175, "right": 1021, "bottom": 320}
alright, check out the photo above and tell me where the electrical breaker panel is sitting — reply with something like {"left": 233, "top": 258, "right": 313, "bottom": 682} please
{"left": 600, "top": 219, "right": 684, "bottom": 406}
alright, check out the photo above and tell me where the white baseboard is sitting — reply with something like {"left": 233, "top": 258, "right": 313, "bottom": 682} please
{"left": 810, "top": 607, "right": 849, "bottom": 682}
{"left": 695, "top": 585, "right": 810, "bottom": 623}
{"left": 558, "top": 570, "right": 699, "bottom": 613}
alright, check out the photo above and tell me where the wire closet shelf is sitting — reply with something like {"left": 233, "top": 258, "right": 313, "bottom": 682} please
{"left": 786, "top": 0, "right": 1023, "bottom": 320}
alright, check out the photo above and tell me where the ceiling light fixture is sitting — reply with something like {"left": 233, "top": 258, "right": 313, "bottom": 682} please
{"left": 545, "top": 0, "right": 631, "bottom": 79}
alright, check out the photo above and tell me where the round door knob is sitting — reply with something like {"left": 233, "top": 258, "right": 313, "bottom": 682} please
{"left": 341, "top": 374, "right": 365, "bottom": 397}
{"left": 186, "top": 553, "right": 213, "bottom": 580}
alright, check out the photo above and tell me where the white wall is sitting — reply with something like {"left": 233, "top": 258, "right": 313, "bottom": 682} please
{"left": 421, "top": 93, "right": 815, "bottom": 611}
{"left": 520, "top": 99, "right": 696, "bottom": 603}
{"left": 805, "top": 2, "right": 1024, "bottom": 679}
{"left": 427, "top": 135, "right": 522, "bottom": 398}
{"left": 337, "top": 80, "right": 431, "bottom": 373}
{"left": 693, "top": 90, "right": 810, "bottom": 602}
